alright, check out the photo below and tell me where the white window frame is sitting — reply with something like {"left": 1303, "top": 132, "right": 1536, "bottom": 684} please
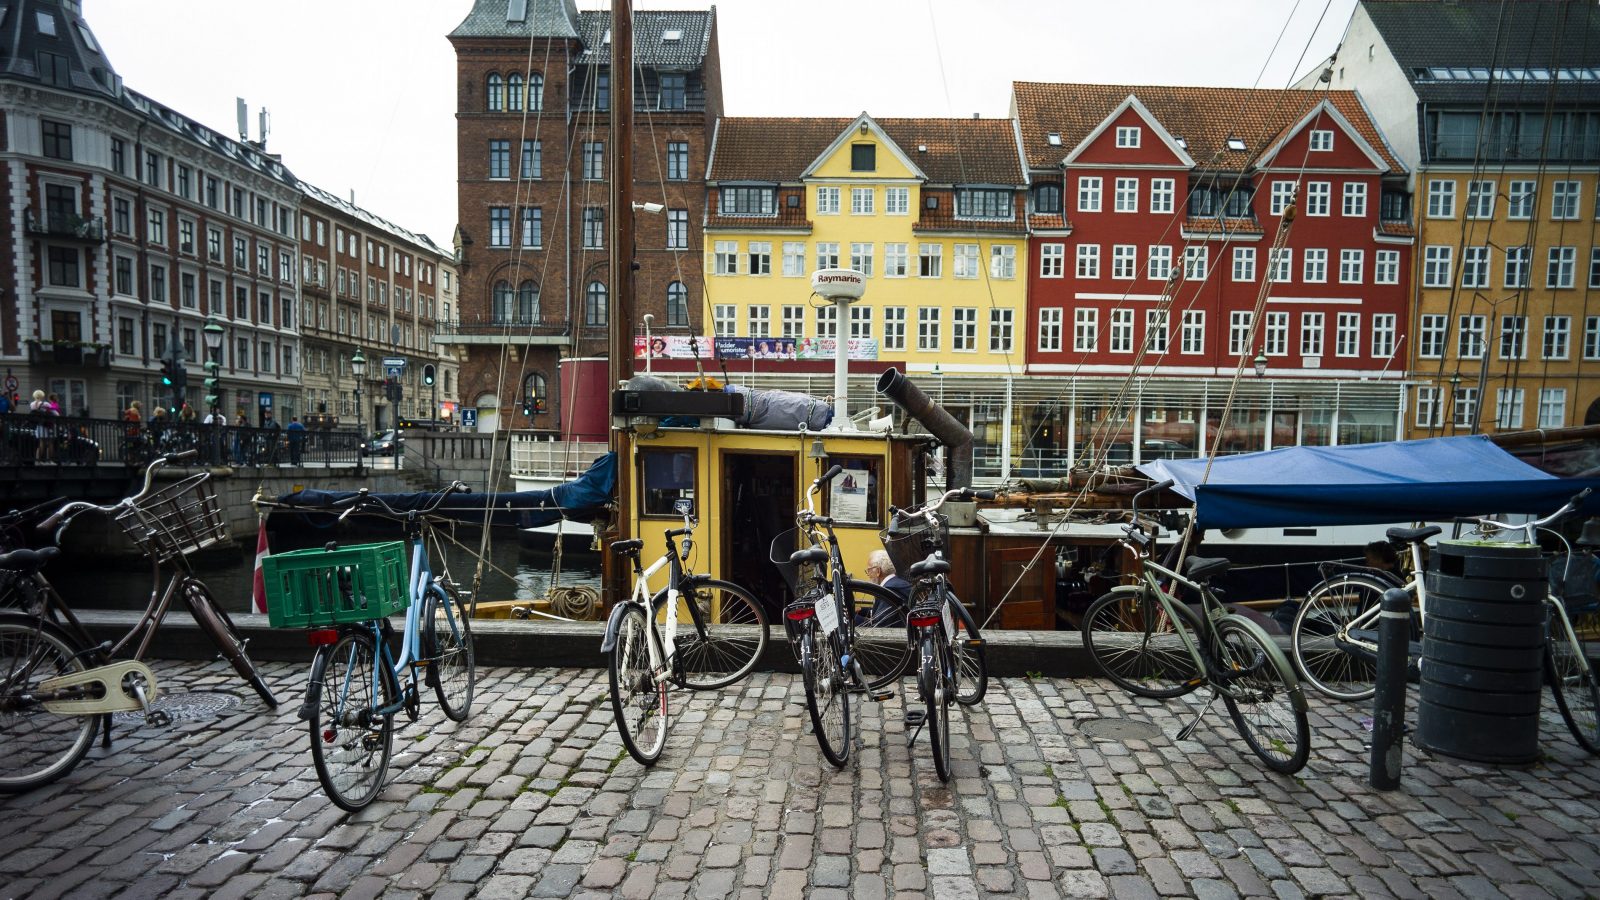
{"left": 1074, "top": 308, "right": 1099, "bottom": 352}
{"left": 1113, "top": 177, "right": 1139, "bottom": 213}
{"left": 1077, "top": 176, "right": 1102, "bottom": 213}
{"left": 1339, "top": 249, "right": 1364, "bottom": 284}
{"left": 815, "top": 186, "right": 840, "bottom": 215}
{"left": 1375, "top": 250, "right": 1400, "bottom": 285}
{"left": 1301, "top": 312, "right": 1325, "bottom": 357}
{"left": 1115, "top": 126, "right": 1141, "bottom": 148}
{"left": 1426, "top": 179, "right": 1456, "bottom": 218}
{"left": 1335, "top": 312, "right": 1360, "bottom": 358}
{"left": 1038, "top": 308, "right": 1063, "bottom": 352}
{"left": 1111, "top": 244, "right": 1137, "bottom": 280}
{"left": 1232, "top": 247, "right": 1255, "bottom": 282}
{"left": 1423, "top": 246, "right": 1453, "bottom": 288}
{"left": 1303, "top": 248, "right": 1328, "bottom": 283}
{"left": 1305, "top": 182, "right": 1330, "bottom": 216}
{"left": 1040, "top": 243, "right": 1064, "bottom": 278}
{"left": 1147, "top": 245, "right": 1172, "bottom": 281}
{"left": 883, "top": 307, "right": 907, "bottom": 350}
{"left": 1076, "top": 244, "right": 1100, "bottom": 279}
{"left": 1180, "top": 311, "right": 1204, "bottom": 355}
{"left": 1150, "top": 179, "right": 1174, "bottom": 214}
{"left": 1342, "top": 182, "right": 1367, "bottom": 217}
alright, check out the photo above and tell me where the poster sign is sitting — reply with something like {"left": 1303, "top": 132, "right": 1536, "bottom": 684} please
{"left": 462, "top": 408, "right": 478, "bottom": 429}
{"left": 829, "top": 465, "right": 872, "bottom": 523}
{"left": 635, "top": 335, "right": 878, "bottom": 362}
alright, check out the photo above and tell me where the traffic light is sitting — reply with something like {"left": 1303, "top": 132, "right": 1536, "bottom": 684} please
{"left": 386, "top": 379, "right": 402, "bottom": 405}
{"left": 171, "top": 359, "right": 188, "bottom": 406}
{"left": 203, "top": 359, "right": 220, "bottom": 409}
{"left": 160, "top": 360, "right": 175, "bottom": 387}
{"left": 523, "top": 396, "right": 547, "bottom": 417}
{"left": 422, "top": 364, "right": 436, "bottom": 387}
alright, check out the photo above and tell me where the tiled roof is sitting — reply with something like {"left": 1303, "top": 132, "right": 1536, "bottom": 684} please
{"left": 915, "top": 197, "right": 1026, "bottom": 235}
{"left": 574, "top": 11, "right": 714, "bottom": 68}
{"left": 122, "top": 90, "right": 301, "bottom": 191}
{"left": 449, "top": 0, "right": 580, "bottom": 39}
{"left": 1029, "top": 212, "right": 1071, "bottom": 232}
{"left": 709, "top": 117, "right": 1025, "bottom": 185}
{"left": 1012, "top": 82, "right": 1404, "bottom": 174}
{"left": 1181, "top": 216, "right": 1265, "bottom": 236}
{"left": 1362, "top": 0, "right": 1600, "bottom": 105}
{"left": 299, "top": 181, "right": 449, "bottom": 257}
{"left": 1377, "top": 220, "right": 1415, "bottom": 238}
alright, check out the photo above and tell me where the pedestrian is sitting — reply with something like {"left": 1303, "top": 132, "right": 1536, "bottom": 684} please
{"left": 286, "top": 415, "right": 306, "bottom": 465}
{"left": 859, "top": 550, "right": 911, "bottom": 627}
{"left": 28, "top": 389, "right": 56, "bottom": 463}
{"left": 232, "top": 413, "right": 249, "bottom": 465}
{"left": 0, "top": 393, "right": 11, "bottom": 415}
{"left": 262, "top": 410, "right": 282, "bottom": 464}
{"left": 123, "top": 400, "right": 144, "bottom": 463}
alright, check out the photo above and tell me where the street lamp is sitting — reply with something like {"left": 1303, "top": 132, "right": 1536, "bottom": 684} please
{"left": 202, "top": 317, "right": 225, "bottom": 464}
{"left": 351, "top": 348, "right": 367, "bottom": 476}
{"left": 1253, "top": 351, "right": 1268, "bottom": 378}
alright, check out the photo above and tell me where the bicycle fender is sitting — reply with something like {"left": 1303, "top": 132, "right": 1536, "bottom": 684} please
{"left": 1104, "top": 584, "right": 1145, "bottom": 597}
{"left": 949, "top": 595, "right": 983, "bottom": 646}
{"left": 298, "top": 647, "right": 333, "bottom": 722}
{"left": 600, "top": 602, "right": 630, "bottom": 654}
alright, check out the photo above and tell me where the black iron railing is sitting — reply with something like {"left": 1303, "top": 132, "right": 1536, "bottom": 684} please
{"left": 0, "top": 413, "right": 365, "bottom": 469}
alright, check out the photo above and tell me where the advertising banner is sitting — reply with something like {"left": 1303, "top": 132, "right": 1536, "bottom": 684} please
{"left": 635, "top": 336, "right": 878, "bottom": 361}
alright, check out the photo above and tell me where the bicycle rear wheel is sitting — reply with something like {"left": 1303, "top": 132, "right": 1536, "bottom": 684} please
{"left": 665, "top": 579, "right": 769, "bottom": 690}
{"left": 309, "top": 630, "right": 394, "bottom": 812}
{"left": 801, "top": 622, "right": 852, "bottom": 767}
{"left": 847, "top": 579, "right": 912, "bottom": 690}
{"left": 1290, "top": 574, "right": 1390, "bottom": 702}
{"left": 0, "top": 615, "right": 97, "bottom": 793}
{"left": 1082, "top": 590, "right": 1203, "bottom": 699}
{"left": 1546, "top": 605, "right": 1600, "bottom": 755}
{"left": 181, "top": 582, "right": 277, "bottom": 707}
{"left": 1216, "top": 617, "right": 1311, "bottom": 774}
{"left": 921, "top": 629, "right": 953, "bottom": 783}
{"left": 422, "top": 581, "right": 475, "bottom": 722}
{"left": 609, "top": 605, "right": 668, "bottom": 766}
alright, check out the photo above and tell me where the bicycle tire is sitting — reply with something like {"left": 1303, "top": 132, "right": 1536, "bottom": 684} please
{"left": 658, "top": 579, "right": 769, "bottom": 691}
{"left": 0, "top": 614, "right": 98, "bottom": 793}
{"left": 920, "top": 629, "right": 953, "bottom": 783}
{"left": 1082, "top": 590, "right": 1203, "bottom": 699}
{"left": 1215, "top": 616, "right": 1311, "bottom": 775}
{"left": 800, "top": 621, "right": 852, "bottom": 768}
{"left": 1290, "top": 573, "right": 1391, "bottom": 702}
{"left": 609, "top": 605, "right": 668, "bottom": 766}
{"left": 182, "top": 582, "right": 277, "bottom": 707}
{"left": 950, "top": 596, "right": 988, "bottom": 706}
{"left": 309, "top": 630, "right": 394, "bottom": 812}
{"left": 422, "top": 581, "right": 475, "bottom": 722}
{"left": 1546, "top": 605, "right": 1600, "bottom": 756}
{"left": 846, "top": 579, "right": 912, "bottom": 691}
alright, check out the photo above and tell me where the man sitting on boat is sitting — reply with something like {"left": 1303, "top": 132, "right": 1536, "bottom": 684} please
{"left": 859, "top": 550, "right": 910, "bottom": 627}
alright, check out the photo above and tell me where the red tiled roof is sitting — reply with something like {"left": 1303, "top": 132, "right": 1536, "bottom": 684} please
{"left": 1011, "top": 82, "right": 1404, "bottom": 174}
{"left": 1377, "top": 221, "right": 1416, "bottom": 238}
{"left": 709, "top": 117, "right": 1025, "bottom": 185}
{"left": 1029, "top": 212, "right": 1070, "bottom": 232}
{"left": 1181, "top": 216, "right": 1265, "bottom": 236}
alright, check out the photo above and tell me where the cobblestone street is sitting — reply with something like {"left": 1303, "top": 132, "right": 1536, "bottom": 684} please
{"left": 1, "top": 659, "right": 1598, "bottom": 899}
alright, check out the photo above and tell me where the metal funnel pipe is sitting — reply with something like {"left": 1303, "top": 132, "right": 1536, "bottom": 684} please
{"left": 877, "top": 367, "right": 973, "bottom": 489}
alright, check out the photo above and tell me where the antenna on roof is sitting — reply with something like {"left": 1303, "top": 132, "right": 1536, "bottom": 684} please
{"left": 258, "top": 108, "right": 271, "bottom": 149}
{"left": 235, "top": 98, "right": 248, "bottom": 142}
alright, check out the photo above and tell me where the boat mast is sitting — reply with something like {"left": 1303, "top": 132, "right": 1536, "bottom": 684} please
{"left": 606, "top": 0, "right": 635, "bottom": 600}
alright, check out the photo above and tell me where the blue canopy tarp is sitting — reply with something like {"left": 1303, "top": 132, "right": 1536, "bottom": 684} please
{"left": 277, "top": 452, "right": 615, "bottom": 529}
{"left": 1137, "top": 436, "right": 1600, "bottom": 529}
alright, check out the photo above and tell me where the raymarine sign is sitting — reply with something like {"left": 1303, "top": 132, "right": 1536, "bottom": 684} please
{"left": 810, "top": 268, "right": 866, "bottom": 301}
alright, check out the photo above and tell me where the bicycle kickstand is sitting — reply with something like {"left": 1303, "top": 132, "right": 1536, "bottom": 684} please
{"left": 1175, "top": 689, "right": 1219, "bottom": 743}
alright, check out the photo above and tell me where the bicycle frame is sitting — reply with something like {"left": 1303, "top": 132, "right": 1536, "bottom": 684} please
{"left": 601, "top": 511, "right": 696, "bottom": 680}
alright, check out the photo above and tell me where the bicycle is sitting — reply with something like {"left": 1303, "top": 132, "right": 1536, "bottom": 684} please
{"left": 0, "top": 451, "right": 278, "bottom": 793}
{"left": 262, "top": 483, "right": 478, "bottom": 811}
{"left": 1081, "top": 478, "right": 1311, "bottom": 774}
{"left": 879, "top": 486, "right": 994, "bottom": 783}
{"left": 603, "top": 499, "right": 770, "bottom": 766}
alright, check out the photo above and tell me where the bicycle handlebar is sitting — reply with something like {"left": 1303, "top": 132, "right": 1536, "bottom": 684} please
{"left": 889, "top": 486, "right": 995, "bottom": 521}
{"left": 1470, "top": 486, "right": 1593, "bottom": 539}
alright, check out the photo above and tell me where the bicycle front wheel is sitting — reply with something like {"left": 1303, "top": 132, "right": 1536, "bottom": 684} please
{"left": 1547, "top": 606, "right": 1600, "bottom": 755}
{"left": 847, "top": 579, "right": 912, "bottom": 690}
{"left": 1291, "top": 574, "right": 1391, "bottom": 701}
{"left": 664, "top": 579, "right": 769, "bottom": 690}
{"left": 1082, "top": 591, "right": 1203, "bottom": 699}
{"left": 0, "top": 615, "right": 97, "bottom": 793}
{"left": 801, "top": 622, "right": 852, "bottom": 768}
{"left": 309, "top": 630, "right": 394, "bottom": 812}
{"left": 422, "top": 581, "right": 476, "bottom": 722}
{"left": 1216, "top": 617, "right": 1311, "bottom": 775}
{"left": 609, "top": 605, "right": 668, "bottom": 766}
{"left": 183, "top": 582, "right": 277, "bottom": 707}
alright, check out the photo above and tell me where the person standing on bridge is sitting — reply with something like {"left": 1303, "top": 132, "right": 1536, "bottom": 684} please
{"left": 286, "top": 416, "right": 306, "bottom": 466}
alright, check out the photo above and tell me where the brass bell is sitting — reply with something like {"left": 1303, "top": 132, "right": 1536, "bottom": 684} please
{"left": 1577, "top": 518, "right": 1600, "bottom": 547}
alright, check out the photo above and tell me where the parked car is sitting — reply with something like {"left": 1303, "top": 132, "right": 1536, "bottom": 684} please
{"left": 366, "top": 429, "right": 401, "bottom": 456}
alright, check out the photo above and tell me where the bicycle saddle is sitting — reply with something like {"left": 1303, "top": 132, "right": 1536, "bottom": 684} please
{"left": 906, "top": 554, "right": 950, "bottom": 579}
{"left": 611, "top": 539, "right": 644, "bottom": 555}
{"left": 1184, "top": 556, "right": 1231, "bottom": 580}
{"left": 1385, "top": 525, "right": 1440, "bottom": 543}
{"left": 789, "top": 547, "right": 829, "bottom": 566}
{"left": 0, "top": 546, "right": 59, "bottom": 572}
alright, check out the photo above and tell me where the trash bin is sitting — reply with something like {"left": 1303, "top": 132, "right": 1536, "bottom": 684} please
{"left": 1416, "top": 541, "right": 1548, "bottom": 764}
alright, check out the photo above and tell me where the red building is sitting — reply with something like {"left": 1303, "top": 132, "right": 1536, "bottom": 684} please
{"left": 1012, "top": 83, "right": 1414, "bottom": 463}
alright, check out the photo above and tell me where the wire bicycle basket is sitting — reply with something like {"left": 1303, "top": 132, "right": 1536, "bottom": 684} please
{"left": 113, "top": 471, "right": 229, "bottom": 564}
{"left": 769, "top": 527, "right": 826, "bottom": 598}
{"left": 880, "top": 510, "right": 949, "bottom": 575}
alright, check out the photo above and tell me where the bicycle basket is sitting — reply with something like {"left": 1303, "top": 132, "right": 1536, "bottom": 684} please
{"left": 880, "top": 510, "right": 948, "bottom": 575}
{"left": 261, "top": 541, "right": 409, "bottom": 629}
{"left": 113, "top": 471, "right": 228, "bottom": 564}
{"left": 769, "top": 527, "right": 825, "bottom": 597}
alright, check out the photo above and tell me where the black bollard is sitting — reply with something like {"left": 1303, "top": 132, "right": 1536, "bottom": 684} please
{"left": 1369, "top": 587, "right": 1411, "bottom": 791}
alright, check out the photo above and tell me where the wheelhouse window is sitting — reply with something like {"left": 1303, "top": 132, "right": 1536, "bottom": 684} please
{"left": 640, "top": 448, "right": 696, "bottom": 517}
{"left": 822, "top": 456, "right": 881, "bottom": 525}
{"left": 955, "top": 188, "right": 1013, "bottom": 220}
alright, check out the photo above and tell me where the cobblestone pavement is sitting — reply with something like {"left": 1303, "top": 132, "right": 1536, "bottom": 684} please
{"left": 2, "top": 659, "right": 1598, "bottom": 899}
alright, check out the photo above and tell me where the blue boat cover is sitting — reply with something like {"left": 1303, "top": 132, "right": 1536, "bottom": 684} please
{"left": 1137, "top": 436, "right": 1600, "bottom": 529}
{"left": 277, "top": 452, "right": 616, "bottom": 529}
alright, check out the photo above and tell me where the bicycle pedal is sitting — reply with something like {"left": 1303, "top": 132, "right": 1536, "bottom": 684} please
{"left": 870, "top": 690, "right": 895, "bottom": 702}
{"left": 903, "top": 709, "right": 927, "bottom": 727}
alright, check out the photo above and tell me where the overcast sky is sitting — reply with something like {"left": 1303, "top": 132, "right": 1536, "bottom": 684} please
{"left": 85, "top": 0, "right": 1359, "bottom": 246}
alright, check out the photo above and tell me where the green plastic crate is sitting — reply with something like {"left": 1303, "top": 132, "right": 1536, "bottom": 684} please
{"left": 263, "top": 541, "right": 409, "bottom": 629}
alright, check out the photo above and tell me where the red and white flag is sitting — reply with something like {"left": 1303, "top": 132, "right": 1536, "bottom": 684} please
{"left": 251, "top": 515, "right": 270, "bottom": 614}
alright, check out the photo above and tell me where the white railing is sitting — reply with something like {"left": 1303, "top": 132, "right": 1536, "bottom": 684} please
{"left": 509, "top": 435, "right": 608, "bottom": 479}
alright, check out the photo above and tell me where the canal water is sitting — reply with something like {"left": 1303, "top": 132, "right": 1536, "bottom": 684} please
{"left": 52, "top": 528, "right": 603, "bottom": 614}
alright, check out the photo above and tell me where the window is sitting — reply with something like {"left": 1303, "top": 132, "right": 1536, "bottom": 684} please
{"left": 1303, "top": 248, "right": 1327, "bottom": 283}
{"left": 1342, "top": 182, "right": 1367, "bottom": 217}
{"left": 1466, "top": 180, "right": 1495, "bottom": 218}
{"left": 584, "top": 282, "right": 608, "bottom": 326}
{"left": 1339, "top": 249, "right": 1364, "bottom": 284}
{"left": 883, "top": 307, "right": 906, "bottom": 350}
{"left": 114, "top": 256, "right": 133, "bottom": 295}
{"left": 1228, "top": 311, "right": 1253, "bottom": 356}
{"left": 1461, "top": 246, "right": 1490, "bottom": 288}
{"left": 1146, "top": 310, "right": 1169, "bottom": 354}
{"left": 885, "top": 187, "right": 909, "bottom": 215}
{"left": 1113, "top": 177, "right": 1138, "bottom": 213}
{"left": 667, "top": 142, "right": 688, "bottom": 180}
{"left": 1301, "top": 312, "right": 1325, "bottom": 357}
{"left": 1076, "top": 244, "right": 1100, "bottom": 279}
{"left": 719, "top": 187, "right": 775, "bottom": 216}
{"left": 748, "top": 240, "right": 771, "bottom": 275}
{"left": 1150, "top": 178, "right": 1174, "bottom": 214}
{"left": 1109, "top": 309, "right": 1134, "bottom": 353}
{"left": 712, "top": 304, "right": 736, "bottom": 336}
{"left": 990, "top": 245, "right": 1016, "bottom": 279}
{"left": 1591, "top": 248, "right": 1600, "bottom": 288}
{"left": 1375, "top": 250, "right": 1400, "bottom": 284}
{"left": 149, "top": 265, "right": 165, "bottom": 303}
{"left": 582, "top": 142, "right": 604, "bottom": 181}
{"left": 1372, "top": 314, "right": 1396, "bottom": 359}
{"left": 1458, "top": 314, "right": 1486, "bottom": 359}
{"left": 849, "top": 305, "right": 871, "bottom": 339}
{"left": 582, "top": 208, "right": 604, "bottom": 248}
{"left": 1270, "top": 181, "right": 1296, "bottom": 215}
{"left": 658, "top": 73, "right": 686, "bottom": 110}
{"left": 146, "top": 208, "right": 165, "bottom": 245}
{"left": 489, "top": 207, "right": 511, "bottom": 247}
{"left": 1508, "top": 180, "right": 1535, "bottom": 219}
{"left": 849, "top": 242, "right": 874, "bottom": 276}
{"left": 181, "top": 273, "right": 196, "bottom": 309}
{"left": 1336, "top": 312, "right": 1360, "bottom": 357}
{"left": 667, "top": 282, "right": 689, "bottom": 326}
{"left": 1183, "top": 247, "right": 1207, "bottom": 280}
{"left": 640, "top": 449, "right": 695, "bottom": 516}
{"left": 112, "top": 197, "right": 130, "bottom": 234}
{"left": 1539, "top": 388, "right": 1567, "bottom": 428}
{"left": 1416, "top": 387, "right": 1443, "bottom": 428}
{"left": 850, "top": 188, "right": 874, "bottom": 215}
{"left": 489, "top": 140, "right": 510, "bottom": 179}
{"left": 1505, "top": 246, "right": 1529, "bottom": 287}
{"left": 1547, "top": 247, "right": 1576, "bottom": 288}
{"left": 506, "top": 73, "right": 524, "bottom": 111}
{"left": 1544, "top": 315, "right": 1571, "bottom": 359}
{"left": 1074, "top": 308, "right": 1099, "bottom": 352}
{"left": 816, "top": 187, "right": 840, "bottom": 215}
{"left": 1112, "top": 245, "right": 1136, "bottom": 279}
{"left": 46, "top": 246, "right": 79, "bottom": 287}
{"left": 780, "top": 304, "right": 804, "bottom": 339}
{"left": 1552, "top": 180, "right": 1582, "bottom": 220}
{"left": 782, "top": 242, "right": 805, "bottom": 277}
{"left": 815, "top": 242, "right": 839, "bottom": 270}
{"left": 1148, "top": 245, "right": 1172, "bottom": 281}
{"left": 1309, "top": 129, "right": 1333, "bottom": 151}
{"left": 1263, "top": 311, "right": 1288, "bottom": 356}
{"left": 1232, "top": 247, "right": 1255, "bottom": 282}
{"left": 1078, "top": 176, "right": 1102, "bottom": 212}
{"left": 1423, "top": 246, "right": 1453, "bottom": 287}
{"left": 1268, "top": 248, "right": 1292, "bottom": 283}
{"left": 1499, "top": 315, "right": 1527, "bottom": 359}
{"left": 919, "top": 243, "right": 942, "bottom": 278}
{"left": 666, "top": 209, "right": 689, "bottom": 250}
{"left": 953, "top": 244, "right": 980, "bottom": 279}
{"left": 522, "top": 207, "right": 542, "bottom": 248}
{"left": 40, "top": 120, "right": 71, "bottom": 160}
{"left": 989, "top": 309, "right": 1013, "bottom": 353}
{"left": 917, "top": 308, "right": 940, "bottom": 350}
{"left": 1587, "top": 317, "right": 1600, "bottom": 360}
{"left": 884, "top": 243, "right": 908, "bottom": 277}
{"left": 1453, "top": 387, "right": 1478, "bottom": 428}
{"left": 1038, "top": 308, "right": 1063, "bottom": 352}
{"left": 487, "top": 74, "right": 504, "bottom": 111}
{"left": 521, "top": 140, "right": 542, "bottom": 179}
{"left": 714, "top": 240, "right": 738, "bottom": 275}
{"left": 1426, "top": 179, "right": 1455, "bottom": 218}
{"left": 1181, "top": 311, "right": 1204, "bottom": 354}
{"left": 1417, "top": 314, "right": 1446, "bottom": 359}
{"left": 111, "top": 138, "right": 125, "bottom": 175}
{"left": 952, "top": 308, "right": 977, "bottom": 351}
{"left": 1305, "top": 182, "right": 1330, "bottom": 216}
{"left": 1115, "top": 126, "right": 1141, "bottom": 148}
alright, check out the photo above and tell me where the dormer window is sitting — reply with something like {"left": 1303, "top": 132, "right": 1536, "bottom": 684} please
{"left": 851, "top": 144, "right": 876, "bottom": 172}
{"left": 719, "top": 186, "right": 777, "bottom": 217}
{"left": 1115, "top": 126, "right": 1141, "bottom": 149}
{"left": 1032, "top": 183, "right": 1062, "bottom": 215}
{"left": 658, "top": 73, "right": 686, "bottom": 110}
{"left": 955, "top": 188, "right": 1014, "bottom": 220}
{"left": 1310, "top": 129, "right": 1333, "bottom": 151}
{"left": 35, "top": 11, "right": 56, "bottom": 37}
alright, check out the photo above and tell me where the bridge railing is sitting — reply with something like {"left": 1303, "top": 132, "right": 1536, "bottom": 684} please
{"left": 0, "top": 413, "right": 365, "bottom": 468}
